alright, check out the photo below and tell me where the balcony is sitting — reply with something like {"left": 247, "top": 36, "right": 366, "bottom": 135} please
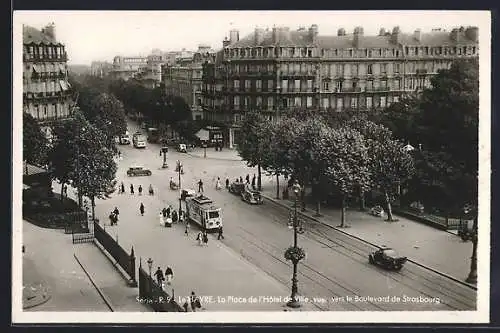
{"left": 340, "top": 87, "right": 362, "bottom": 93}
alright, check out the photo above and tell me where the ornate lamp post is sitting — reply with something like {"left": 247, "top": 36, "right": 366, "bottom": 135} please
{"left": 160, "top": 145, "right": 169, "bottom": 168}
{"left": 466, "top": 214, "right": 478, "bottom": 284}
{"left": 147, "top": 257, "right": 153, "bottom": 277}
{"left": 176, "top": 160, "right": 183, "bottom": 217}
{"left": 284, "top": 181, "right": 306, "bottom": 308}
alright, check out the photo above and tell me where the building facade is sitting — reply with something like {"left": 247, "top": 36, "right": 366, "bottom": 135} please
{"left": 90, "top": 61, "right": 113, "bottom": 78}
{"left": 202, "top": 25, "right": 479, "bottom": 148}
{"left": 162, "top": 45, "right": 216, "bottom": 120}
{"left": 23, "top": 23, "right": 74, "bottom": 138}
{"left": 109, "top": 55, "right": 148, "bottom": 81}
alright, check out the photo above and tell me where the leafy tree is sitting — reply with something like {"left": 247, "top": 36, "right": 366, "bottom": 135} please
{"left": 76, "top": 121, "right": 117, "bottom": 220}
{"left": 371, "top": 138, "right": 415, "bottom": 221}
{"left": 237, "top": 111, "right": 268, "bottom": 191}
{"left": 261, "top": 120, "right": 290, "bottom": 199}
{"left": 88, "top": 93, "right": 127, "bottom": 149}
{"left": 346, "top": 116, "right": 393, "bottom": 210}
{"left": 23, "top": 112, "right": 48, "bottom": 166}
{"left": 314, "top": 126, "right": 371, "bottom": 227}
{"left": 48, "top": 115, "right": 83, "bottom": 202}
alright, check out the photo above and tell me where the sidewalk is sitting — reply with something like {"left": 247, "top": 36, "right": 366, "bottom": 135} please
{"left": 22, "top": 220, "right": 149, "bottom": 312}
{"left": 187, "top": 148, "right": 242, "bottom": 161}
{"left": 91, "top": 186, "right": 315, "bottom": 311}
{"left": 22, "top": 220, "right": 110, "bottom": 311}
{"left": 258, "top": 175, "right": 472, "bottom": 282}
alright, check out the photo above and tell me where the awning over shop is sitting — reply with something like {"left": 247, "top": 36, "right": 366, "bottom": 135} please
{"left": 195, "top": 129, "right": 209, "bottom": 141}
{"left": 59, "top": 80, "right": 69, "bottom": 91}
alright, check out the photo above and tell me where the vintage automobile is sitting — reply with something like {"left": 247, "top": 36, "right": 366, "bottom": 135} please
{"left": 228, "top": 181, "right": 246, "bottom": 195}
{"left": 368, "top": 247, "right": 407, "bottom": 271}
{"left": 241, "top": 187, "right": 264, "bottom": 205}
{"left": 177, "top": 143, "right": 187, "bottom": 153}
{"left": 370, "top": 205, "right": 385, "bottom": 217}
{"left": 126, "top": 166, "right": 152, "bottom": 177}
{"left": 180, "top": 188, "right": 196, "bottom": 201}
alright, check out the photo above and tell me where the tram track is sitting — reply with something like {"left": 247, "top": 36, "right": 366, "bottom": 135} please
{"left": 218, "top": 196, "right": 475, "bottom": 311}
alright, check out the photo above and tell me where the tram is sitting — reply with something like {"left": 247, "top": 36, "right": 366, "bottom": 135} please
{"left": 185, "top": 195, "right": 222, "bottom": 232}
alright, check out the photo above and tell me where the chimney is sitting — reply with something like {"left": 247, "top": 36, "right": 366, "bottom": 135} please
{"left": 309, "top": 24, "right": 319, "bottom": 43}
{"left": 391, "top": 26, "right": 401, "bottom": 44}
{"left": 413, "top": 29, "right": 421, "bottom": 42}
{"left": 43, "top": 22, "right": 55, "bottom": 40}
{"left": 229, "top": 29, "right": 239, "bottom": 44}
{"left": 379, "top": 28, "right": 386, "bottom": 36}
{"left": 450, "top": 28, "right": 460, "bottom": 42}
{"left": 254, "top": 27, "right": 265, "bottom": 45}
{"left": 337, "top": 28, "right": 346, "bottom": 36}
{"left": 353, "top": 26, "right": 364, "bottom": 48}
{"left": 272, "top": 26, "right": 278, "bottom": 43}
{"left": 465, "top": 26, "right": 479, "bottom": 42}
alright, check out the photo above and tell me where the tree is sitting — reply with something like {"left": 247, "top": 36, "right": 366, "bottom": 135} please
{"left": 315, "top": 126, "right": 371, "bottom": 227}
{"left": 260, "top": 120, "right": 289, "bottom": 199}
{"left": 237, "top": 111, "right": 268, "bottom": 191}
{"left": 88, "top": 93, "right": 127, "bottom": 149}
{"left": 48, "top": 115, "right": 83, "bottom": 202}
{"left": 23, "top": 112, "right": 48, "bottom": 166}
{"left": 371, "top": 139, "right": 415, "bottom": 221}
{"left": 76, "top": 121, "right": 117, "bottom": 220}
{"left": 346, "top": 116, "right": 393, "bottom": 210}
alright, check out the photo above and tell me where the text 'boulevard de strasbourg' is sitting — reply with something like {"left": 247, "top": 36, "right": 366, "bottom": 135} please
{"left": 136, "top": 295, "right": 441, "bottom": 305}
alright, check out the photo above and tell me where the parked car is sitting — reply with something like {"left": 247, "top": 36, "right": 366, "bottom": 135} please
{"left": 126, "top": 166, "right": 152, "bottom": 177}
{"left": 368, "top": 247, "right": 407, "bottom": 271}
{"left": 228, "top": 181, "right": 246, "bottom": 195}
{"left": 119, "top": 133, "right": 131, "bottom": 145}
{"left": 177, "top": 143, "right": 187, "bottom": 153}
{"left": 241, "top": 187, "right": 264, "bottom": 205}
{"left": 370, "top": 205, "right": 385, "bottom": 217}
{"left": 180, "top": 188, "right": 196, "bottom": 201}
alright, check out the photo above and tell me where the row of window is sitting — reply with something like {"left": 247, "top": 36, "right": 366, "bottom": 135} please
{"left": 23, "top": 80, "right": 71, "bottom": 93}
{"left": 320, "top": 60, "right": 451, "bottom": 76}
{"left": 223, "top": 45, "right": 478, "bottom": 60}
{"left": 218, "top": 95, "right": 402, "bottom": 110}
{"left": 24, "top": 102, "right": 71, "bottom": 121}
{"left": 24, "top": 45, "right": 66, "bottom": 58}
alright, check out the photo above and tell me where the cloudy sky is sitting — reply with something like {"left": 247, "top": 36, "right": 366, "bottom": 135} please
{"left": 14, "top": 11, "right": 488, "bottom": 65}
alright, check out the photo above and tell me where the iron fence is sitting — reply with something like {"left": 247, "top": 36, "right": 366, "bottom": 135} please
{"left": 94, "top": 221, "right": 137, "bottom": 287}
{"left": 138, "top": 266, "right": 184, "bottom": 312}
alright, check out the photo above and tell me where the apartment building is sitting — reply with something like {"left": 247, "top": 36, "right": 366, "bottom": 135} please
{"left": 162, "top": 45, "right": 216, "bottom": 120}
{"left": 202, "top": 25, "right": 479, "bottom": 148}
{"left": 109, "top": 55, "right": 148, "bottom": 81}
{"left": 23, "top": 23, "right": 74, "bottom": 138}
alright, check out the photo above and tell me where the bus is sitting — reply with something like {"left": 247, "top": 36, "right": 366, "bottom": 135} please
{"left": 185, "top": 195, "right": 222, "bottom": 232}
{"left": 147, "top": 127, "right": 160, "bottom": 143}
{"left": 132, "top": 132, "right": 147, "bottom": 148}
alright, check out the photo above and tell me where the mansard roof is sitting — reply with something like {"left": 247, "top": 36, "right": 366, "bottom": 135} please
{"left": 23, "top": 25, "right": 60, "bottom": 45}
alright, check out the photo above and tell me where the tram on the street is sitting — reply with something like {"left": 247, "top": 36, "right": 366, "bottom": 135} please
{"left": 185, "top": 195, "right": 222, "bottom": 232}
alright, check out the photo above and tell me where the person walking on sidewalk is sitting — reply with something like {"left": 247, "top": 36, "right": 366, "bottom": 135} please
{"left": 130, "top": 184, "right": 134, "bottom": 195}
{"left": 196, "top": 231, "right": 203, "bottom": 246}
{"left": 165, "top": 266, "right": 174, "bottom": 285}
{"left": 202, "top": 231, "right": 209, "bottom": 246}
{"left": 148, "top": 184, "right": 154, "bottom": 195}
{"left": 154, "top": 266, "right": 164, "bottom": 288}
{"left": 198, "top": 179, "right": 204, "bottom": 193}
{"left": 113, "top": 207, "right": 119, "bottom": 221}
{"left": 120, "top": 182, "right": 125, "bottom": 194}
{"left": 139, "top": 203, "right": 145, "bottom": 216}
{"left": 138, "top": 185, "right": 143, "bottom": 196}
{"left": 215, "top": 177, "right": 222, "bottom": 190}
{"left": 225, "top": 178, "right": 230, "bottom": 189}
{"left": 251, "top": 174, "right": 256, "bottom": 190}
{"left": 239, "top": 176, "right": 243, "bottom": 183}
{"left": 185, "top": 222, "right": 190, "bottom": 236}
{"left": 245, "top": 174, "right": 250, "bottom": 184}
{"left": 217, "top": 225, "right": 224, "bottom": 240}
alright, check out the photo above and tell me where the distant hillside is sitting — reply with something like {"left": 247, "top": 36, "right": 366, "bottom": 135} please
{"left": 68, "top": 64, "right": 91, "bottom": 75}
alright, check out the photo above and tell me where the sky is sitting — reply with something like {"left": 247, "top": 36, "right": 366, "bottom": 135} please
{"left": 14, "top": 11, "right": 488, "bottom": 65}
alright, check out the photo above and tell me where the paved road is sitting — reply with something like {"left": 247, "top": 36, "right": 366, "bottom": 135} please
{"left": 97, "top": 122, "right": 476, "bottom": 311}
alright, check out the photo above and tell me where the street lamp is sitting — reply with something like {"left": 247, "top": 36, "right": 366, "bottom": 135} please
{"left": 160, "top": 145, "right": 169, "bottom": 168}
{"left": 286, "top": 181, "right": 303, "bottom": 308}
{"left": 466, "top": 214, "right": 478, "bottom": 284}
{"left": 177, "top": 160, "right": 183, "bottom": 217}
{"left": 147, "top": 257, "right": 153, "bottom": 277}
